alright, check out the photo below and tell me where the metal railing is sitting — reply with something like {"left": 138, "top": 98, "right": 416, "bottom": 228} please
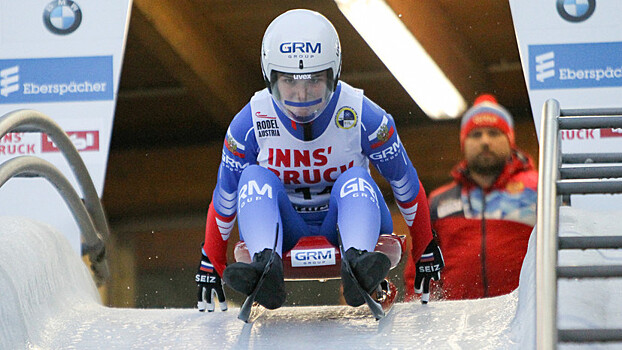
{"left": 536, "top": 99, "right": 622, "bottom": 349}
{"left": 0, "top": 109, "right": 110, "bottom": 285}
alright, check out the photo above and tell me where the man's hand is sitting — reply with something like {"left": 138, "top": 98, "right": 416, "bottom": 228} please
{"left": 196, "top": 254, "right": 227, "bottom": 312}
{"left": 414, "top": 239, "right": 444, "bottom": 304}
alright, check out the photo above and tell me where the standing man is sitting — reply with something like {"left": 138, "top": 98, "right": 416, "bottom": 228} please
{"left": 194, "top": 9, "right": 443, "bottom": 312}
{"left": 405, "top": 94, "right": 537, "bottom": 301}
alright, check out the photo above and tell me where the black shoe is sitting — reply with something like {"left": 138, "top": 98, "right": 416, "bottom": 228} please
{"left": 223, "top": 248, "right": 286, "bottom": 310}
{"left": 341, "top": 248, "right": 390, "bottom": 307}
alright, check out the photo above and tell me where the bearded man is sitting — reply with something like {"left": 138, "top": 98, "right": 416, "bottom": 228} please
{"left": 405, "top": 94, "right": 538, "bottom": 301}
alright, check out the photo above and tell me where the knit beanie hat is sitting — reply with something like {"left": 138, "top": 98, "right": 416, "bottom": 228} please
{"left": 460, "top": 94, "right": 515, "bottom": 148}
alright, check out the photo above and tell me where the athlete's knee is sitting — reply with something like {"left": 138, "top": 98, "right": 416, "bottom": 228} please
{"left": 239, "top": 165, "right": 283, "bottom": 189}
{"left": 332, "top": 167, "right": 381, "bottom": 203}
{"left": 333, "top": 166, "right": 374, "bottom": 188}
{"left": 240, "top": 164, "right": 277, "bottom": 181}
{"left": 238, "top": 165, "right": 286, "bottom": 203}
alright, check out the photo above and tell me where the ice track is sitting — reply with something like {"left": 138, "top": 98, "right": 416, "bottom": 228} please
{"left": 33, "top": 293, "right": 517, "bottom": 349}
{"left": 3, "top": 207, "right": 622, "bottom": 349}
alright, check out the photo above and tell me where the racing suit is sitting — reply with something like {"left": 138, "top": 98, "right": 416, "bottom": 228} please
{"left": 201, "top": 81, "right": 434, "bottom": 277}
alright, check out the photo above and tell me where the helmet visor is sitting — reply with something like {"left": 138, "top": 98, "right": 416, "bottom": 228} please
{"left": 270, "top": 69, "right": 334, "bottom": 124}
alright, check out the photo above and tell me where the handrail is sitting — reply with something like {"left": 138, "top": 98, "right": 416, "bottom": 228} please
{"left": 536, "top": 99, "right": 561, "bottom": 350}
{"left": 0, "top": 156, "right": 109, "bottom": 285}
{"left": 0, "top": 109, "right": 110, "bottom": 243}
{"left": 536, "top": 100, "right": 622, "bottom": 349}
{"left": 0, "top": 109, "right": 110, "bottom": 285}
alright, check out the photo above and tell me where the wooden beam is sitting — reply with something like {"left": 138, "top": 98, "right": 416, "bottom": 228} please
{"left": 131, "top": 0, "right": 249, "bottom": 127}
{"left": 384, "top": 0, "right": 492, "bottom": 102}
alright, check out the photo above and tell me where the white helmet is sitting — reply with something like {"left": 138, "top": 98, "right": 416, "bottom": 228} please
{"left": 261, "top": 9, "right": 341, "bottom": 123}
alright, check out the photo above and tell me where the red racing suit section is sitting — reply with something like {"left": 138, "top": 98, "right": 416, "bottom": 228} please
{"left": 405, "top": 150, "right": 537, "bottom": 300}
{"left": 203, "top": 201, "right": 234, "bottom": 276}
{"left": 395, "top": 180, "right": 434, "bottom": 267}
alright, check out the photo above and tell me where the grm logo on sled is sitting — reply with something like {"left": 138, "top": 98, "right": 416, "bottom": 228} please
{"left": 291, "top": 248, "right": 336, "bottom": 267}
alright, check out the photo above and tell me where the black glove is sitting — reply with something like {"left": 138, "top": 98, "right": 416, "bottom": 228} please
{"left": 196, "top": 253, "right": 227, "bottom": 312}
{"left": 414, "top": 239, "right": 444, "bottom": 304}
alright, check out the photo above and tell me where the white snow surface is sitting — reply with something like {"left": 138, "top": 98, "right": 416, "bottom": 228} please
{"left": 2, "top": 207, "right": 622, "bottom": 349}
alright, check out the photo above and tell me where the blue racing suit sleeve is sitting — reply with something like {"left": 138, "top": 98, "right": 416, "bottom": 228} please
{"left": 202, "top": 103, "right": 258, "bottom": 275}
{"left": 212, "top": 103, "right": 259, "bottom": 217}
{"left": 360, "top": 96, "right": 420, "bottom": 203}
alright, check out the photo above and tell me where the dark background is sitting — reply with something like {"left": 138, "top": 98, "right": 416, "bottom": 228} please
{"left": 100, "top": 0, "right": 538, "bottom": 308}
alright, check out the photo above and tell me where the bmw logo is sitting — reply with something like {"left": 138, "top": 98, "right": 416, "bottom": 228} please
{"left": 556, "top": 0, "right": 596, "bottom": 23}
{"left": 43, "top": 0, "right": 82, "bottom": 35}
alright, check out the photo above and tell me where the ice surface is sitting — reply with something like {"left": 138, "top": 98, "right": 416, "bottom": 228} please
{"left": 1, "top": 207, "right": 622, "bottom": 349}
{"left": 31, "top": 296, "right": 517, "bottom": 350}
{"left": 0, "top": 217, "right": 99, "bottom": 349}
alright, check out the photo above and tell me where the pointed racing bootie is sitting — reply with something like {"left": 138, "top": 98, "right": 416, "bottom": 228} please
{"left": 341, "top": 247, "right": 391, "bottom": 307}
{"left": 223, "top": 248, "right": 286, "bottom": 310}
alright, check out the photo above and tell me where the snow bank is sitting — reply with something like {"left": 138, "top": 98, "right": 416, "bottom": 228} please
{"left": 510, "top": 226, "right": 537, "bottom": 348}
{"left": 510, "top": 207, "right": 622, "bottom": 349}
{"left": 0, "top": 217, "right": 100, "bottom": 349}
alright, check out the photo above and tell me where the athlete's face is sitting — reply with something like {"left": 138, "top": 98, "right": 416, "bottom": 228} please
{"left": 464, "top": 127, "right": 511, "bottom": 175}
{"left": 274, "top": 71, "right": 329, "bottom": 122}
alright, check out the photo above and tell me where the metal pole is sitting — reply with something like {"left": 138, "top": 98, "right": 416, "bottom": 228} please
{"left": 0, "top": 156, "right": 109, "bottom": 284}
{"left": 0, "top": 109, "right": 110, "bottom": 245}
{"left": 537, "top": 99, "right": 561, "bottom": 350}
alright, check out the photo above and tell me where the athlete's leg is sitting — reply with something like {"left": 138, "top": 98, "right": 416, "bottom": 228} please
{"left": 320, "top": 166, "right": 393, "bottom": 251}
{"left": 236, "top": 164, "right": 309, "bottom": 257}
{"left": 321, "top": 166, "right": 393, "bottom": 306}
{"left": 225, "top": 164, "right": 308, "bottom": 309}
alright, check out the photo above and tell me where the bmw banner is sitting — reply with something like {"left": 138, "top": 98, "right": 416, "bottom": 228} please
{"left": 0, "top": 1, "right": 132, "bottom": 252}
{"left": 510, "top": 0, "right": 622, "bottom": 210}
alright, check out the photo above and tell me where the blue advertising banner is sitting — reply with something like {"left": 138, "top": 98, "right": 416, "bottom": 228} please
{"left": 529, "top": 41, "right": 622, "bottom": 90}
{"left": 0, "top": 56, "right": 113, "bottom": 103}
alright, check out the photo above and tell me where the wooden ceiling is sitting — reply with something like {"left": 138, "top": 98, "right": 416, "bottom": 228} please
{"left": 103, "top": 0, "right": 535, "bottom": 227}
